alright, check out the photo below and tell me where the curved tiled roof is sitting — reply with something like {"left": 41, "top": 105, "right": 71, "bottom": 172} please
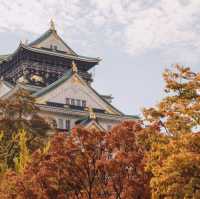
{"left": 0, "top": 54, "right": 10, "bottom": 64}
{"left": 23, "top": 45, "right": 100, "bottom": 63}
{"left": 28, "top": 28, "right": 78, "bottom": 56}
{"left": 0, "top": 44, "right": 100, "bottom": 69}
{"left": 0, "top": 24, "right": 101, "bottom": 73}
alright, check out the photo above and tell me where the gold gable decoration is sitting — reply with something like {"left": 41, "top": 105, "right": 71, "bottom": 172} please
{"left": 71, "top": 61, "right": 78, "bottom": 73}
{"left": 50, "top": 19, "right": 56, "bottom": 31}
{"left": 71, "top": 61, "right": 79, "bottom": 84}
{"left": 31, "top": 75, "right": 44, "bottom": 83}
{"left": 89, "top": 107, "right": 96, "bottom": 119}
{"left": 88, "top": 123, "right": 100, "bottom": 131}
{"left": 36, "top": 98, "right": 46, "bottom": 104}
{"left": 72, "top": 75, "right": 81, "bottom": 84}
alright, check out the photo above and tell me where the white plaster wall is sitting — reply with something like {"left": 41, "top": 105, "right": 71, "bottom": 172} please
{"left": 39, "top": 110, "right": 123, "bottom": 132}
{"left": 39, "top": 111, "right": 75, "bottom": 129}
{"left": 0, "top": 83, "right": 11, "bottom": 97}
{"left": 38, "top": 76, "right": 113, "bottom": 112}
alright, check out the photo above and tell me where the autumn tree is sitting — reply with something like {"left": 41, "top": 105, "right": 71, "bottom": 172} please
{"left": 63, "top": 127, "right": 106, "bottom": 199}
{"left": 0, "top": 121, "right": 151, "bottom": 199}
{"left": 0, "top": 128, "right": 105, "bottom": 199}
{"left": 144, "top": 65, "right": 200, "bottom": 198}
{"left": 144, "top": 65, "right": 200, "bottom": 135}
{"left": 0, "top": 89, "right": 50, "bottom": 170}
{"left": 98, "top": 121, "right": 150, "bottom": 199}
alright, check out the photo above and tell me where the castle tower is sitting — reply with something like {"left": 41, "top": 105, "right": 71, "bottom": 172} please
{"left": 0, "top": 21, "right": 137, "bottom": 131}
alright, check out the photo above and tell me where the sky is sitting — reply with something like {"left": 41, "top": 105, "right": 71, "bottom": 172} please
{"left": 0, "top": 0, "right": 200, "bottom": 116}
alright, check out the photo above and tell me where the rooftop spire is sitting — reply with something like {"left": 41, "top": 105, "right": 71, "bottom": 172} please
{"left": 50, "top": 19, "right": 56, "bottom": 31}
{"left": 71, "top": 61, "right": 78, "bottom": 73}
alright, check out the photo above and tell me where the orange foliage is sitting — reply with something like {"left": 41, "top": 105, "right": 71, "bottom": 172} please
{"left": 0, "top": 121, "right": 150, "bottom": 199}
{"left": 144, "top": 65, "right": 200, "bottom": 198}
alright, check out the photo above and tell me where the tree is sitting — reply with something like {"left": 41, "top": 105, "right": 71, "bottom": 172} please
{"left": 98, "top": 121, "right": 150, "bottom": 199}
{"left": 0, "top": 89, "right": 50, "bottom": 170}
{"left": 143, "top": 65, "right": 200, "bottom": 198}
{"left": 62, "top": 127, "right": 106, "bottom": 199}
{"left": 0, "top": 129, "right": 105, "bottom": 199}
{"left": 144, "top": 65, "right": 200, "bottom": 135}
{"left": 149, "top": 133, "right": 200, "bottom": 198}
{"left": 0, "top": 122, "right": 151, "bottom": 199}
{"left": 15, "top": 129, "right": 30, "bottom": 173}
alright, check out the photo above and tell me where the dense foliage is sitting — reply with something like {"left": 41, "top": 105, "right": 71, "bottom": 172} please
{"left": 0, "top": 121, "right": 150, "bottom": 199}
{"left": 144, "top": 65, "right": 200, "bottom": 198}
{"left": 0, "top": 89, "right": 50, "bottom": 171}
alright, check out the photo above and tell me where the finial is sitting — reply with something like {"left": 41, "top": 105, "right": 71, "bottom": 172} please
{"left": 71, "top": 61, "right": 78, "bottom": 73}
{"left": 89, "top": 107, "right": 96, "bottom": 119}
{"left": 50, "top": 19, "right": 56, "bottom": 31}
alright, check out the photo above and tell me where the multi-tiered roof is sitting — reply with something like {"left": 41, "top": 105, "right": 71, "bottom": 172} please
{"left": 0, "top": 20, "right": 138, "bottom": 131}
{"left": 0, "top": 20, "right": 100, "bottom": 86}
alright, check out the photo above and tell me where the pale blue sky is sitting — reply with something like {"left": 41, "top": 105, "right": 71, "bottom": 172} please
{"left": 0, "top": 0, "right": 199, "bottom": 115}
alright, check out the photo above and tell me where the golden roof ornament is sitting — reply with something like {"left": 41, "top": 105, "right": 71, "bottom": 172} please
{"left": 71, "top": 61, "right": 78, "bottom": 73}
{"left": 89, "top": 107, "right": 96, "bottom": 119}
{"left": 50, "top": 19, "right": 56, "bottom": 31}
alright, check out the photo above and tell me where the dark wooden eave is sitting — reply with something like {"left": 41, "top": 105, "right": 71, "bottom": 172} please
{"left": 0, "top": 44, "right": 101, "bottom": 71}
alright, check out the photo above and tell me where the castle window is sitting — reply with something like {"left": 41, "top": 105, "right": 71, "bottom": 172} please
{"left": 54, "top": 45, "right": 58, "bottom": 50}
{"left": 65, "top": 98, "right": 86, "bottom": 107}
{"left": 82, "top": 100, "right": 86, "bottom": 107}
{"left": 71, "top": 99, "right": 75, "bottom": 105}
{"left": 77, "top": 99, "right": 81, "bottom": 106}
{"left": 66, "top": 98, "right": 70, "bottom": 105}
{"left": 58, "top": 118, "right": 64, "bottom": 129}
{"left": 65, "top": 120, "right": 71, "bottom": 131}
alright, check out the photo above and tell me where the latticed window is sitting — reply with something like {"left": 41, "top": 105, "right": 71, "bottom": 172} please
{"left": 65, "top": 120, "right": 70, "bottom": 131}
{"left": 66, "top": 98, "right": 70, "bottom": 105}
{"left": 82, "top": 100, "right": 86, "bottom": 107}
{"left": 65, "top": 98, "right": 86, "bottom": 107}
{"left": 71, "top": 99, "right": 75, "bottom": 105}
{"left": 58, "top": 118, "right": 64, "bottom": 129}
{"left": 77, "top": 99, "right": 81, "bottom": 106}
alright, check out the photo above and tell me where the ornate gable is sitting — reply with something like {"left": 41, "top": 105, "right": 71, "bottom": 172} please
{"left": 29, "top": 20, "right": 76, "bottom": 55}
{"left": 86, "top": 120, "right": 105, "bottom": 131}
{"left": 35, "top": 72, "right": 122, "bottom": 115}
{"left": 0, "top": 80, "right": 13, "bottom": 97}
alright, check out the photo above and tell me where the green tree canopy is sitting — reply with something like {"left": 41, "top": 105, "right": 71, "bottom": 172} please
{"left": 0, "top": 89, "right": 50, "bottom": 170}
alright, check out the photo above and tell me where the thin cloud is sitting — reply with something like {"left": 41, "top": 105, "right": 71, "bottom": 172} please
{"left": 0, "top": 0, "right": 199, "bottom": 63}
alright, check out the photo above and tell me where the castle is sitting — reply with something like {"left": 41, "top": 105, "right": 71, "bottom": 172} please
{"left": 0, "top": 20, "right": 137, "bottom": 132}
